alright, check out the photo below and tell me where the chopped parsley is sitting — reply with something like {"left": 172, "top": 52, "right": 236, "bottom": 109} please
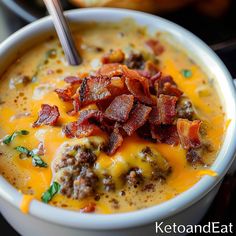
{"left": 15, "top": 146, "right": 48, "bottom": 168}
{"left": 181, "top": 69, "right": 192, "bottom": 78}
{"left": 41, "top": 182, "right": 61, "bottom": 203}
{"left": 32, "top": 49, "right": 57, "bottom": 82}
{"left": 2, "top": 130, "right": 29, "bottom": 145}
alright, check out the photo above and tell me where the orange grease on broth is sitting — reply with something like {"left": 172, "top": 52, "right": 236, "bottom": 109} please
{"left": 0, "top": 20, "right": 225, "bottom": 213}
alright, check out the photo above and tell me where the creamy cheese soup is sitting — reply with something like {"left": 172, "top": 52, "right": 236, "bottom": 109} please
{"left": 0, "top": 20, "right": 225, "bottom": 214}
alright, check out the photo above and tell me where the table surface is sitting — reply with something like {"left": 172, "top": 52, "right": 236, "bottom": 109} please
{"left": 1, "top": 2, "right": 236, "bottom": 235}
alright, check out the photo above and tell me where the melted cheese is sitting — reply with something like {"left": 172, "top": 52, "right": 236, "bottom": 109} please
{"left": 0, "top": 20, "right": 225, "bottom": 213}
{"left": 20, "top": 194, "right": 35, "bottom": 214}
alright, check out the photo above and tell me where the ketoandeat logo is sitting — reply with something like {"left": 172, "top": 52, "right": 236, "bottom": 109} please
{"left": 155, "top": 222, "right": 233, "bottom": 234}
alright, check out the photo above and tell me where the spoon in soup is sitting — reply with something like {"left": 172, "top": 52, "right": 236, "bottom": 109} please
{"left": 43, "top": 0, "right": 82, "bottom": 65}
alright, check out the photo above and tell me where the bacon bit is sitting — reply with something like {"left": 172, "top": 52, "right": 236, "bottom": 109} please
{"left": 157, "top": 95, "right": 178, "bottom": 124}
{"left": 145, "top": 60, "right": 159, "bottom": 76}
{"left": 32, "top": 142, "right": 45, "bottom": 156}
{"left": 137, "top": 123, "right": 156, "bottom": 143}
{"left": 55, "top": 87, "right": 74, "bottom": 102}
{"left": 101, "top": 49, "right": 125, "bottom": 64}
{"left": 145, "top": 39, "right": 164, "bottom": 56}
{"left": 136, "top": 70, "right": 151, "bottom": 80}
{"left": 98, "top": 63, "right": 123, "bottom": 77}
{"left": 67, "top": 97, "right": 81, "bottom": 116}
{"left": 123, "top": 66, "right": 154, "bottom": 105}
{"left": 105, "top": 125, "right": 123, "bottom": 155}
{"left": 154, "top": 76, "right": 182, "bottom": 97}
{"left": 64, "top": 76, "right": 82, "bottom": 84}
{"left": 148, "top": 106, "right": 159, "bottom": 125}
{"left": 80, "top": 202, "right": 96, "bottom": 213}
{"left": 63, "top": 121, "right": 78, "bottom": 138}
{"left": 76, "top": 122, "right": 101, "bottom": 139}
{"left": 63, "top": 121, "right": 100, "bottom": 139}
{"left": 107, "top": 76, "right": 128, "bottom": 99}
{"left": 177, "top": 119, "right": 202, "bottom": 149}
{"left": 151, "top": 125, "right": 179, "bottom": 145}
{"left": 78, "top": 109, "right": 103, "bottom": 125}
{"left": 149, "top": 71, "right": 162, "bottom": 86}
{"left": 105, "top": 95, "right": 134, "bottom": 122}
{"left": 79, "top": 75, "right": 111, "bottom": 106}
{"left": 123, "top": 103, "right": 152, "bottom": 136}
{"left": 32, "top": 104, "right": 60, "bottom": 128}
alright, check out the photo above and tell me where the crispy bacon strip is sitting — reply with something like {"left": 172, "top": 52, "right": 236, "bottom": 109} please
{"left": 154, "top": 76, "right": 182, "bottom": 97}
{"left": 157, "top": 94, "right": 178, "bottom": 124}
{"left": 64, "top": 76, "right": 82, "bottom": 84}
{"left": 123, "top": 66, "right": 154, "bottom": 105}
{"left": 33, "top": 104, "right": 60, "bottom": 127}
{"left": 98, "top": 63, "right": 123, "bottom": 77}
{"left": 67, "top": 97, "right": 81, "bottom": 116}
{"left": 123, "top": 103, "right": 152, "bottom": 136}
{"left": 63, "top": 121, "right": 100, "bottom": 139}
{"left": 105, "top": 125, "right": 123, "bottom": 156}
{"left": 177, "top": 119, "right": 202, "bottom": 149}
{"left": 105, "top": 94, "right": 134, "bottom": 122}
{"left": 78, "top": 109, "right": 103, "bottom": 125}
{"left": 79, "top": 75, "right": 111, "bottom": 105}
{"left": 151, "top": 125, "right": 179, "bottom": 145}
{"left": 55, "top": 87, "right": 74, "bottom": 102}
{"left": 62, "top": 121, "right": 78, "bottom": 138}
{"left": 145, "top": 39, "right": 164, "bottom": 56}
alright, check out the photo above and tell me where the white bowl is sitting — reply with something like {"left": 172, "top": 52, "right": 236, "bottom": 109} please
{"left": 0, "top": 8, "right": 236, "bottom": 236}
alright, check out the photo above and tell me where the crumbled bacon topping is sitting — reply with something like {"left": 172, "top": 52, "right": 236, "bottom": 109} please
{"left": 33, "top": 104, "right": 60, "bottom": 128}
{"left": 55, "top": 87, "right": 74, "bottom": 102}
{"left": 105, "top": 94, "right": 134, "bottom": 122}
{"left": 105, "top": 125, "right": 123, "bottom": 155}
{"left": 64, "top": 76, "right": 82, "bottom": 85}
{"left": 123, "top": 103, "right": 152, "bottom": 136}
{"left": 177, "top": 119, "right": 202, "bottom": 149}
{"left": 157, "top": 95, "right": 178, "bottom": 125}
{"left": 53, "top": 47, "right": 204, "bottom": 156}
{"left": 145, "top": 39, "right": 164, "bottom": 56}
{"left": 79, "top": 75, "right": 111, "bottom": 106}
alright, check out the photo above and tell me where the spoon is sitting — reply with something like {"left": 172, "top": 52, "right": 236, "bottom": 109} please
{"left": 43, "top": 0, "right": 82, "bottom": 65}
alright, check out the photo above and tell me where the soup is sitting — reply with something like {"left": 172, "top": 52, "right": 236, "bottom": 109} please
{"left": 0, "top": 20, "right": 225, "bottom": 214}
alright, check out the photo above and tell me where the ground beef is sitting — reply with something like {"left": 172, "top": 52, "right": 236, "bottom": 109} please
{"left": 186, "top": 142, "right": 213, "bottom": 165}
{"left": 53, "top": 142, "right": 100, "bottom": 200}
{"left": 177, "top": 98, "right": 194, "bottom": 120}
{"left": 75, "top": 147, "right": 97, "bottom": 166}
{"left": 126, "top": 168, "right": 143, "bottom": 186}
{"left": 125, "top": 52, "right": 145, "bottom": 69}
{"left": 186, "top": 148, "right": 202, "bottom": 165}
{"left": 140, "top": 146, "right": 171, "bottom": 181}
{"left": 103, "top": 175, "right": 115, "bottom": 192}
{"left": 73, "top": 167, "right": 98, "bottom": 199}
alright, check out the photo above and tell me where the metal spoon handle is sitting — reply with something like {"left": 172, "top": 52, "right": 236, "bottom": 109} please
{"left": 43, "top": 0, "right": 82, "bottom": 65}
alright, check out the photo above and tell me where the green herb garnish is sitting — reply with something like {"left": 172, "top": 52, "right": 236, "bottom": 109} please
{"left": 32, "top": 154, "right": 48, "bottom": 167}
{"left": 15, "top": 146, "right": 48, "bottom": 168}
{"left": 2, "top": 130, "right": 29, "bottom": 145}
{"left": 41, "top": 182, "right": 61, "bottom": 203}
{"left": 32, "top": 49, "right": 57, "bottom": 82}
{"left": 181, "top": 69, "right": 192, "bottom": 78}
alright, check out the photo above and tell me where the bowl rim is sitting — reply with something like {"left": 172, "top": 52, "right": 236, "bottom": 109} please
{"left": 0, "top": 7, "right": 236, "bottom": 230}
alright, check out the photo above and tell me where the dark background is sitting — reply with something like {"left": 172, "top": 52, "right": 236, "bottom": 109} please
{"left": 0, "top": 0, "right": 236, "bottom": 235}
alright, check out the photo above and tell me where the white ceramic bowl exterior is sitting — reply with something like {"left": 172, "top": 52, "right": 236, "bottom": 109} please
{"left": 0, "top": 8, "right": 236, "bottom": 236}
